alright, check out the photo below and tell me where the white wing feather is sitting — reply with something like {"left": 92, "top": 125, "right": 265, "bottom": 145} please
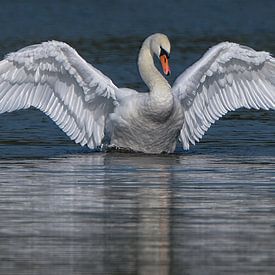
{"left": 0, "top": 41, "right": 118, "bottom": 148}
{"left": 172, "top": 42, "right": 275, "bottom": 150}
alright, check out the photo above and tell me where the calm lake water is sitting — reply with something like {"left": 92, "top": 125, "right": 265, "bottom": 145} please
{"left": 1, "top": 1, "right": 275, "bottom": 274}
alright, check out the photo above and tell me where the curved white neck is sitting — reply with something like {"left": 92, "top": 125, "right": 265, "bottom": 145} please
{"left": 138, "top": 42, "right": 171, "bottom": 95}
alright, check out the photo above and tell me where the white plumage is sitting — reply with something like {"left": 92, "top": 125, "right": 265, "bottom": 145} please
{"left": 0, "top": 34, "right": 275, "bottom": 154}
{"left": 173, "top": 42, "right": 275, "bottom": 149}
{"left": 0, "top": 41, "right": 117, "bottom": 149}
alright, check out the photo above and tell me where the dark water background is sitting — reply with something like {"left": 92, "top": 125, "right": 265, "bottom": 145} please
{"left": 1, "top": 1, "right": 275, "bottom": 274}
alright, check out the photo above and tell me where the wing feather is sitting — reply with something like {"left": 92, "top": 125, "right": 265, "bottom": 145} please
{"left": 173, "top": 42, "right": 275, "bottom": 149}
{"left": 0, "top": 40, "right": 119, "bottom": 148}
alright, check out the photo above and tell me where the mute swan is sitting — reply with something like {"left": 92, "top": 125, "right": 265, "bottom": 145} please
{"left": 0, "top": 33, "right": 275, "bottom": 154}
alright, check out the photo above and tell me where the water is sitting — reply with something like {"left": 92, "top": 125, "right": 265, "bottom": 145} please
{"left": 1, "top": 0, "right": 275, "bottom": 274}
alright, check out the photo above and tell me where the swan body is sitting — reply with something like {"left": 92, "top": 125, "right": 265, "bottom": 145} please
{"left": 0, "top": 33, "right": 275, "bottom": 154}
{"left": 110, "top": 93, "right": 184, "bottom": 153}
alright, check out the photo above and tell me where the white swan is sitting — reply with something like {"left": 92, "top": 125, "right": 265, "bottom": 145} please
{"left": 0, "top": 33, "right": 275, "bottom": 154}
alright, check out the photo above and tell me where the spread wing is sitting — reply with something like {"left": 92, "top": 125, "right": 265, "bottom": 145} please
{"left": 0, "top": 40, "right": 119, "bottom": 148}
{"left": 172, "top": 42, "right": 275, "bottom": 150}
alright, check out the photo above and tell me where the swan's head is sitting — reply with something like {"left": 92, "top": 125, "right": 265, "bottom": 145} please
{"left": 148, "top": 33, "right": 171, "bottom": 76}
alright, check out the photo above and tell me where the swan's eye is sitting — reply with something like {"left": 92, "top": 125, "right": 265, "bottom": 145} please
{"left": 160, "top": 47, "right": 170, "bottom": 59}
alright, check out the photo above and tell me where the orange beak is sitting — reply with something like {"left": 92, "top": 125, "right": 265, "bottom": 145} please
{"left": 160, "top": 54, "right": 171, "bottom": 76}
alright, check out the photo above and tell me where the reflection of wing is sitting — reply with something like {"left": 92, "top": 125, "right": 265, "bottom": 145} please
{"left": 172, "top": 42, "right": 275, "bottom": 149}
{"left": 0, "top": 41, "right": 118, "bottom": 148}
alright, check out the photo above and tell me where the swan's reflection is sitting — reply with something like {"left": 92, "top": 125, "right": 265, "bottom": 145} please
{"left": 102, "top": 154, "right": 174, "bottom": 275}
